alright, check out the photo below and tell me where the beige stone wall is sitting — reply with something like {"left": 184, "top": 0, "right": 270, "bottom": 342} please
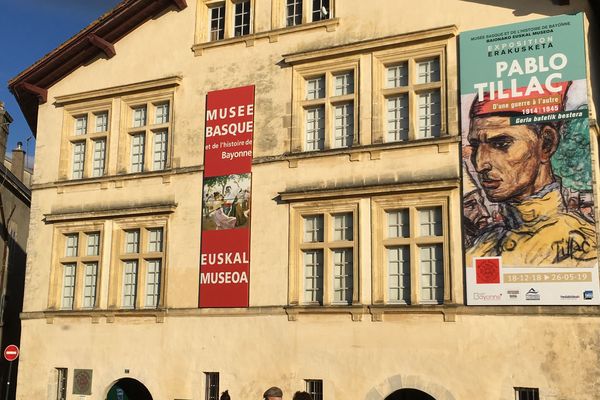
{"left": 18, "top": 0, "right": 600, "bottom": 399}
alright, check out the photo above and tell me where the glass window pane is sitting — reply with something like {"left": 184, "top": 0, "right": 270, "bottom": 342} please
{"left": 303, "top": 215, "right": 323, "bottom": 242}
{"left": 305, "top": 106, "right": 325, "bottom": 151}
{"left": 286, "top": 0, "right": 303, "bottom": 26}
{"left": 122, "top": 260, "right": 138, "bottom": 308}
{"left": 303, "top": 250, "right": 323, "bottom": 304}
{"left": 154, "top": 103, "right": 169, "bottom": 124}
{"left": 72, "top": 142, "right": 86, "bottom": 179}
{"left": 145, "top": 259, "right": 161, "bottom": 308}
{"left": 86, "top": 232, "right": 100, "bottom": 256}
{"left": 420, "top": 244, "right": 443, "bottom": 303}
{"left": 131, "top": 133, "right": 145, "bottom": 173}
{"left": 388, "top": 246, "right": 410, "bottom": 303}
{"left": 333, "top": 103, "right": 354, "bottom": 148}
{"left": 334, "top": 71, "right": 354, "bottom": 96}
{"left": 210, "top": 4, "right": 225, "bottom": 41}
{"left": 419, "top": 207, "right": 442, "bottom": 236}
{"left": 95, "top": 112, "right": 108, "bottom": 132}
{"left": 74, "top": 115, "right": 87, "bottom": 135}
{"left": 312, "top": 0, "right": 330, "bottom": 21}
{"left": 417, "top": 89, "right": 441, "bottom": 138}
{"left": 61, "top": 263, "right": 77, "bottom": 310}
{"left": 234, "top": 0, "right": 251, "bottom": 36}
{"left": 306, "top": 76, "right": 325, "bottom": 100}
{"left": 132, "top": 106, "right": 147, "bottom": 128}
{"left": 65, "top": 234, "right": 79, "bottom": 257}
{"left": 148, "top": 228, "right": 164, "bottom": 252}
{"left": 125, "top": 230, "right": 140, "bottom": 253}
{"left": 416, "top": 57, "right": 440, "bottom": 84}
{"left": 387, "top": 209, "right": 409, "bottom": 238}
{"left": 333, "top": 249, "right": 353, "bottom": 304}
{"left": 82, "top": 262, "right": 98, "bottom": 308}
{"left": 92, "top": 139, "right": 106, "bottom": 177}
{"left": 387, "top": 94, "right": 409, "bottom": 142}
{"left": 333, "top": 213, "right": 353, "bottom": 241}
{"left": 387, "top": 62, "right": 408, "bottom": 88}
{"left": 152, "top": 131, "right": 168, "bottom": 171}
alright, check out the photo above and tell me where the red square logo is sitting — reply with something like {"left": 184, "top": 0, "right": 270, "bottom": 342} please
{"left": 475, "top": 258, "right": 500, "bottom": 284}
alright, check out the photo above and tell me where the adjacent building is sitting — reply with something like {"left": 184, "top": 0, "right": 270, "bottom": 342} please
{"left": 8, "top": 0, "right": 600, "bottom": 399}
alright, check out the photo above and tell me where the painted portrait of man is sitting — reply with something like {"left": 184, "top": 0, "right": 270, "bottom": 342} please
{"left": 464, "top": 83, "right": 597, "bottom": 267}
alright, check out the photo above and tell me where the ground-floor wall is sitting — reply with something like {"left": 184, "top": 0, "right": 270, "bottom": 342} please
{"left": 15, "top": 311, "right": 600, "bottom": 400}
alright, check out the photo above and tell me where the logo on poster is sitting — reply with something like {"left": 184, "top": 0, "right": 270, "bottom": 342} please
{"left": 525, "top": 288, "right": 540, "bottom": 301}
{"left": 583, "top": 290, "right": 594, "bottom": 300}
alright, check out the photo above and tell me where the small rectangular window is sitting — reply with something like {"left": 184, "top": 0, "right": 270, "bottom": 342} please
{"left": 333, "top": 103, "right": 353, "bottom": 148}
{"left": 86, "top": 232, "right": 100, "bottom": 256}
{"left": 132, "top": 106, "right": 147, "bottom": 128}
{"left": 154, "top": 103, "right": 170, "bottom": 124}
{"left": 417, "top": 90, "right": 441, "bottom": 139}
{"left": 125, "top": 230, "right": 140, "bottom": 253}
{"left": 65, "top": 234, "right": 79, "bottom": 257}
{"left": 74, "top": 115, "right": 88, "bottom": 135}
{"left": 145, "top": 260, "right": 161, "bottom": 308}
{"left": 82, "top": 262, "right": 98, "bottom": 309}
{"left": 514, "top": 387, "right": 540, "bottom": 400}
{"left": 304, "top": 215, "right": 324, "bottom": 243}
{"left": 387, "top": 209, "right": 409, "bottom": 238}
{"left": 95, "top": 112, "right": 108, "bottom": 132}
{"left": 334, "top": 71, "right": 353, "bottom": 96}
{"left": 416, "top": 58, "right": 440, "bottom": 84}
{"left": 286, "top": 0, "right": 303, "bottom": 26}
{"left": 305, "top": 106, "right": 325, "bottom": 151}
{"left": 56, "top": 368, "right": 68, "bottom": 400}
{"left": 209, "top": 3, "right": 225, "bottom": 41}
{"left": 312, "top": 0, "right": 330, "bottom": 21}
{"left": 419, "top": 207, "right": 442, "bottom": 237}
{"left": 205, "top": 372, "right": 220, "bottom": 400}
{"left": 61, "top": 264, "right": 76, "bottom": 310}
{"left": 131, "top": 133, "right": 146, "bottom": 173}
{"left": 122, "top": 260, "right": 138, "bottom": 309}
{"left": 303, "top": 250, "right": 323, "bottom": 304}
{"left": 387, "top": 62, "right": 408, "bottom": 88}
{"left": 419, "top": 244, "right": 443, "bottom": 303}
{"left": 387, "top": 95, "right": 409, "bottom": 142}
{"left": 305, "top": 379, "right": 323, "bottom": 400}
{"left": 388, "top": 246, "right": 410, "bottom": 303}
{"left": 92, "top": 139, "right": 106, "bottom": 177}
{"left": 72, "top": 142, "right": 86, "bottom": 179}
{"left": 333, "top": 213, "right": 352, "bottom": 241}
{"left": 332, "top": 249, "right": 352, "bottom": 304}
{"left": 148, "top": 228, "right": 164, "bottom": 252}
{"left": 234, "top": 0, "right": 251, "bottom": 37}
{"left": 306, "top": 76, "right": 325, "bottom": 100}
{"left": 153, "top": 131, "right": 168, "bottom": 171}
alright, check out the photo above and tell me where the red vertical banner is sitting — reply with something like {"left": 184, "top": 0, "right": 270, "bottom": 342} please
{"left": 199, "top": 85, "right": 255, "bottom": 307}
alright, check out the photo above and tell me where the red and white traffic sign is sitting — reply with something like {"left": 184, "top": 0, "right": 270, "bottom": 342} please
{"left": 3, "top": 345, "right": 19, "bottom": 362}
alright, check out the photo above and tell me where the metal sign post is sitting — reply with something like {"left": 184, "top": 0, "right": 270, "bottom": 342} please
{"left": 3, "top": 345, "right": 19, "bottom": 400}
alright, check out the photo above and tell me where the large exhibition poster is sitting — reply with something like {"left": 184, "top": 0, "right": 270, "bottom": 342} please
{"left": 199, "top": 85, "right": 254, "bottom": 307}
{"left": 460, "top": 14, "right": 599, "bottom": 305}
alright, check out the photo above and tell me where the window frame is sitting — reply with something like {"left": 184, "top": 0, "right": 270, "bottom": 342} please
{"left": 373, "top": 44, "right": 447, "bottom": 144}
{"left": 111, "top": 218, "right": 167, "bottom": 310}
{"left": 203, "top": 0, "right": 255, "bottom": 42}
{"left": 289, "top": 199, "right": 359, "bottom": 306}
{"left": 292, "top": 57, "right": 360, "bottom": 152}
{"left": 204, "top": 372, "right": 220, "bottom": 400}
{"left": 62, "top": 103, "right": 111, "bottom": 180}
{"left": 121, "top": 93, "right": 174, "bottom": 174}
{"left": 305, "top": 379, "right": 324, "bottom": 400}
{"left": 50, "top": 224, "right": 104, "bottom": 311}
{"left": 371, "top": 193, "right": 451, "bottom": 305}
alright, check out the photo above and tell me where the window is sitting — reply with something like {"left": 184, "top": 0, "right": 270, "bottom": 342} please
{"left": 290, "top": 201, "right": 358, "bottom": 306}
{"left": 205, "top": 372, "right": 219, "bottom": 400}
{"left": 56, "top": 368, "right": 68, "bottom": 400}
{"left": 284, "top": 0, "right": 332, "bottom": 26}
{"left": 206, "top": 0, "right": 253, "bottom": 41}
{"left": 311, "top": 0, "right": 330, "bottom": 21}
{"left": 56, "top": 231, "right": 102, "bottom": 310}
{"left": 374, "top": 47, "right": 446, "bottom": 143}
{"left": 126, "top": 100, "right": 171, "bottom": 173}
{"left": 515, "top": 388, "right": 539, "bottom": 400}
{"left": 295, "top": 62, "right": 358, "bottom": 152}
{"left": 66, "top": 109, "right": 110, "bottom": 179}
{"left": 286, "top": 0, "right": 302, "bottom": 26}
{"left": 306, "top": 379, "right": 323, "bottom": 400}
{"left": 117, "top": 225, "right": 165, "bottom": 309}
{"left": 372, "top": 194, "right": 449, "bottom": 305}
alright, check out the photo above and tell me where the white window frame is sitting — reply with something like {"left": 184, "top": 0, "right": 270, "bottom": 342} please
{"left": 204, "top": 0, "right": 255, "bottom": 42}
{"left": 373, "top": 45, "right": 447, "bottom": 143}
{"left": 65, "top": 106, "right": 110, "bottom": 179}
{"left": 290, "top": 200, "right": 359, "bottom": 306}
{"left": 293, "top": 59, "right": 359, "bottom": 152}
{"left": 125, "top": 98, "right": 172, "bottom": 173}
{"left": 53, "top": 228, "right": 103, "bottom": 310}
{"left": 372, "top": 194, "right": 450, "bottom": 305}
{"left": 115, "top": 223, "right": 166, "bottom": 309}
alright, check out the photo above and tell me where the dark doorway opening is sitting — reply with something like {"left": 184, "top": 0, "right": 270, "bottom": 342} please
{"left": 107, "top": 378, "right": 153, "bottom": 400}
{"left": 385, "top": 388, "right": 436, "bottom": 400}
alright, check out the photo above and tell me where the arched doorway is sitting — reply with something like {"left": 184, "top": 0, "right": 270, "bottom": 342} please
{"left": 106, "top": 378, "right": 153, "bottom": 400}
{"left": 385, "top": 388, "right": 436, "bottom": 400}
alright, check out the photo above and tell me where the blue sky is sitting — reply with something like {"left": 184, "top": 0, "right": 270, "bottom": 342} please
{"left": 0, "top": 0, "right": 122, "bottom": 165}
